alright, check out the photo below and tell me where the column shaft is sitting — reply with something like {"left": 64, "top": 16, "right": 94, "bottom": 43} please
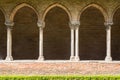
{"left": 105, "top": 22, "right": 112, "bottom": 61}
{"left": 6, "top": 26, "right": 13, "bottom": 61}
{"left": 107, "top": 26, "right": 111, "bottom": 57}
{"left": 38, "top": 28, "right": 44, "bottom": 60}
{"left": 75, "top": 28, "right": 79, "bottom": 61}
{"left": 38, "top": 22, "right": 45, "bottom": 61}
{"left": 70, "top": 29, "right": 75, "bottom": 60}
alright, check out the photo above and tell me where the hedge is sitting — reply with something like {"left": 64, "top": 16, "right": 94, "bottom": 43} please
{"left": 0, "top": 75, "right": 120, "bottom": 80}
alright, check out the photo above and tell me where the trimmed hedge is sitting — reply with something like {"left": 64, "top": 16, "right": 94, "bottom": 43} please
{"left": 0, "top": 75, "right": 120, "bottom": 80}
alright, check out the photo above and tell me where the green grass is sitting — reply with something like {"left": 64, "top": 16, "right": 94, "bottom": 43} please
{"left": 0, "top": 75, "right": 120, "bottom": 80}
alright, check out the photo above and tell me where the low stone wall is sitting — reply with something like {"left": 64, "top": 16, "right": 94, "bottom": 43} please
{"left": 0, "top": 61, "right": 120, "bottom": 75}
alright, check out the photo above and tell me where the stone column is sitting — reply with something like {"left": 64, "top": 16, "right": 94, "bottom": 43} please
{"left": 69, "top": 21, "right": 80, "bottom": 61}
{"left": 5, "top": 21, "right": 14, "bottom": 61}
{"left": 69, "top": 22, "right": 75, "bottom": 61}
{"left": 37, "top": 21, "right": 45, "bottom": 61}
{"left": 74, "top": 21, "right": 80, "bottom": 61}
{"left": 105, "top": 21, "right": 113, "bottom": 61}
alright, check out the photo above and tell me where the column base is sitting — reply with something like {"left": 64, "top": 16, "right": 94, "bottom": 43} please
{"left": 70, "top": 56, "right": 75, "bottom": 61}
{"left": 75, "top": 56, "right": 80, "bottom": 61}
{"left": 38, "top": 56, "right": 44, "bottom": 61}
{"left": 105, "top": 56, "right": 112, "bottom": 62}
{"left": 5, "top": 56, "right": 13, "bottom": 61}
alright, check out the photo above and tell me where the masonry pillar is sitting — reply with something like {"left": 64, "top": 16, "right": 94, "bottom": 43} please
{"left": 105, "top": 21, "right": 113, "bottom": 61}
{"left": 5, "top": 21, "right": 14, "bottom": 61}
{"left": 37, "top": 21, "right": 45, "bottom": 61}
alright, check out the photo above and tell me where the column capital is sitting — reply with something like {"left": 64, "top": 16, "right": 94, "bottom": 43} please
{"left": 104, "top": 21, "right": 113, "bottom": 30}
{"left": 69, "top": 20, "right": 80, "bottom": 30}
{"left": 5, "top": 21, "right": 14, "bottom": 29}
{"left": 37, "top": 21, "right": 45, "bottom": 29}
{"left": 104, "top": 21, "right": 113, "bottom": 26}
{"left": 5, "top": 21, "right": 14, "bottom": 27}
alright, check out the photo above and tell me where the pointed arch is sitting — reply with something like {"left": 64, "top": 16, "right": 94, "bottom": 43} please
{"left": 0, "top": 7, "right": 6, "bottom": 21}
{"left": 78, "top": 3, "right": 108, "bottom": 22}
{"left": 43, "top": 5, "right": 70, "bottom": 60}
{"left": 10, "top": 3, "right": 39, "bottom": 22}
{"left": 12, "top": 4, "right": 39, "bottom": 60}
{"left": 42, "top": 3, "right": 72, "bottom": 21}
{"left": 111, "top": 5, "right": 120, "bottom": 22}
{"left": 0, "top": 6, "right": 6, "bottom": 60}
{"left": 111, "top": 5, "right": 120, "bottom": 60}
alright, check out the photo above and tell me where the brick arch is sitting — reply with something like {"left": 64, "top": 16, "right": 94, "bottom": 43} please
{"left": 0, "top": 7, "right": 6, "bottom": 21}
{"left": 111, "top": 5, "right": 120, "bottom": 22}
{"left": 0, "top": 7, "right": 6, "bottom": 60}
{"left": 78, "top": 3, "right": 108, "bottom": 22}
{"left": 111, "top": 5, "right": 120, "bottom": 60}
{"left": 10, "top": 3, "right": 39, "bottom": 22}
{"left": 42, "top": 3, "right": 72, "bottom": 22}
{"left": 79, "top": 3, "right": 106, "bottom": 60}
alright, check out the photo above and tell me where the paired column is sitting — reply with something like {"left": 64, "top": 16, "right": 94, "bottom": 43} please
{"left": 37, "top": 21, "right": 45, "bottom": 61}
{"left": 69, "top": 20, "right": 80, "bottom": 61}
{"left": 5, "top": 21, "right": 14, "bottom": 61}
{"left": 105, "top": 21, "right": 113, "bottom": 61}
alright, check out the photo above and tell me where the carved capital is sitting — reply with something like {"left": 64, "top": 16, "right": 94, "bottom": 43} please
{"left": 104, "top": 21, "right": 113, "bottom": 30}
{"left": 37, "top": 21, "right": 45, "bottom": 29}
{"left": 69, "top": 20, "right": 80, "bottom": 30}
{"left": 5, "top": 21, "right": 14, "bottom": 27}
{"left": 5, "top": 21, "right": 14, "bottom": 29}
{"left": 104, "top": 21, "right": 113, "bottom": 26}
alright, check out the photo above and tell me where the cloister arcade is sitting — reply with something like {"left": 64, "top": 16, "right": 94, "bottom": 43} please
{"left": 0, "top": 1, "right": 120, "bottom": 62}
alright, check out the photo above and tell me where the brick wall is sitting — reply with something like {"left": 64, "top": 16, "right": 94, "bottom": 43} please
{"left": 0, "top": 62, "right": 120, "bottom": 75}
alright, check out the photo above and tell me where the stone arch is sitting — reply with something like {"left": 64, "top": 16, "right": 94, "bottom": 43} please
{"left": 79, "top": 4, "right": 106, "bottom": 60}
{"left": 12, "top": 5, "right": 39, "bottom": 60}
{"left": 78, "top": 3, "right": 108, "bottom": 22}
{"left": 111, "top": 5, "right": 120, "bottom": 22}
{"left": 10, "top": 3, "right": 39, "bottom": 22}
{"left": 0, "top": 7, "right": 6, "bottom": 60}
{"left": 43, "top": 6, "right": 70, "bottom": 60}
{"left": 0, "top": 7, "right": 7, "bottom": 21}
{"left": 42, "top": 3, "right": 72, "bottom": 22}
{"left": 111, "top": 5, "right": 120, "bottom": 60}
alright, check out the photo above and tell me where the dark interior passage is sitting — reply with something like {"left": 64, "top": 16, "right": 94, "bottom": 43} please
{"left": 44, "top": 7, "right": 70, "bottom": 60}
{"left": 79, "top": 7, "right": 106, "bottom": 60}
{"left": 13, "top": 7, "right": 39, "bottom": 60}
{"left": 112, "top": 8, "right": 120, "bottom": 60}
{"left": 0, "top": 10, "right": 6, "bottom": 60}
